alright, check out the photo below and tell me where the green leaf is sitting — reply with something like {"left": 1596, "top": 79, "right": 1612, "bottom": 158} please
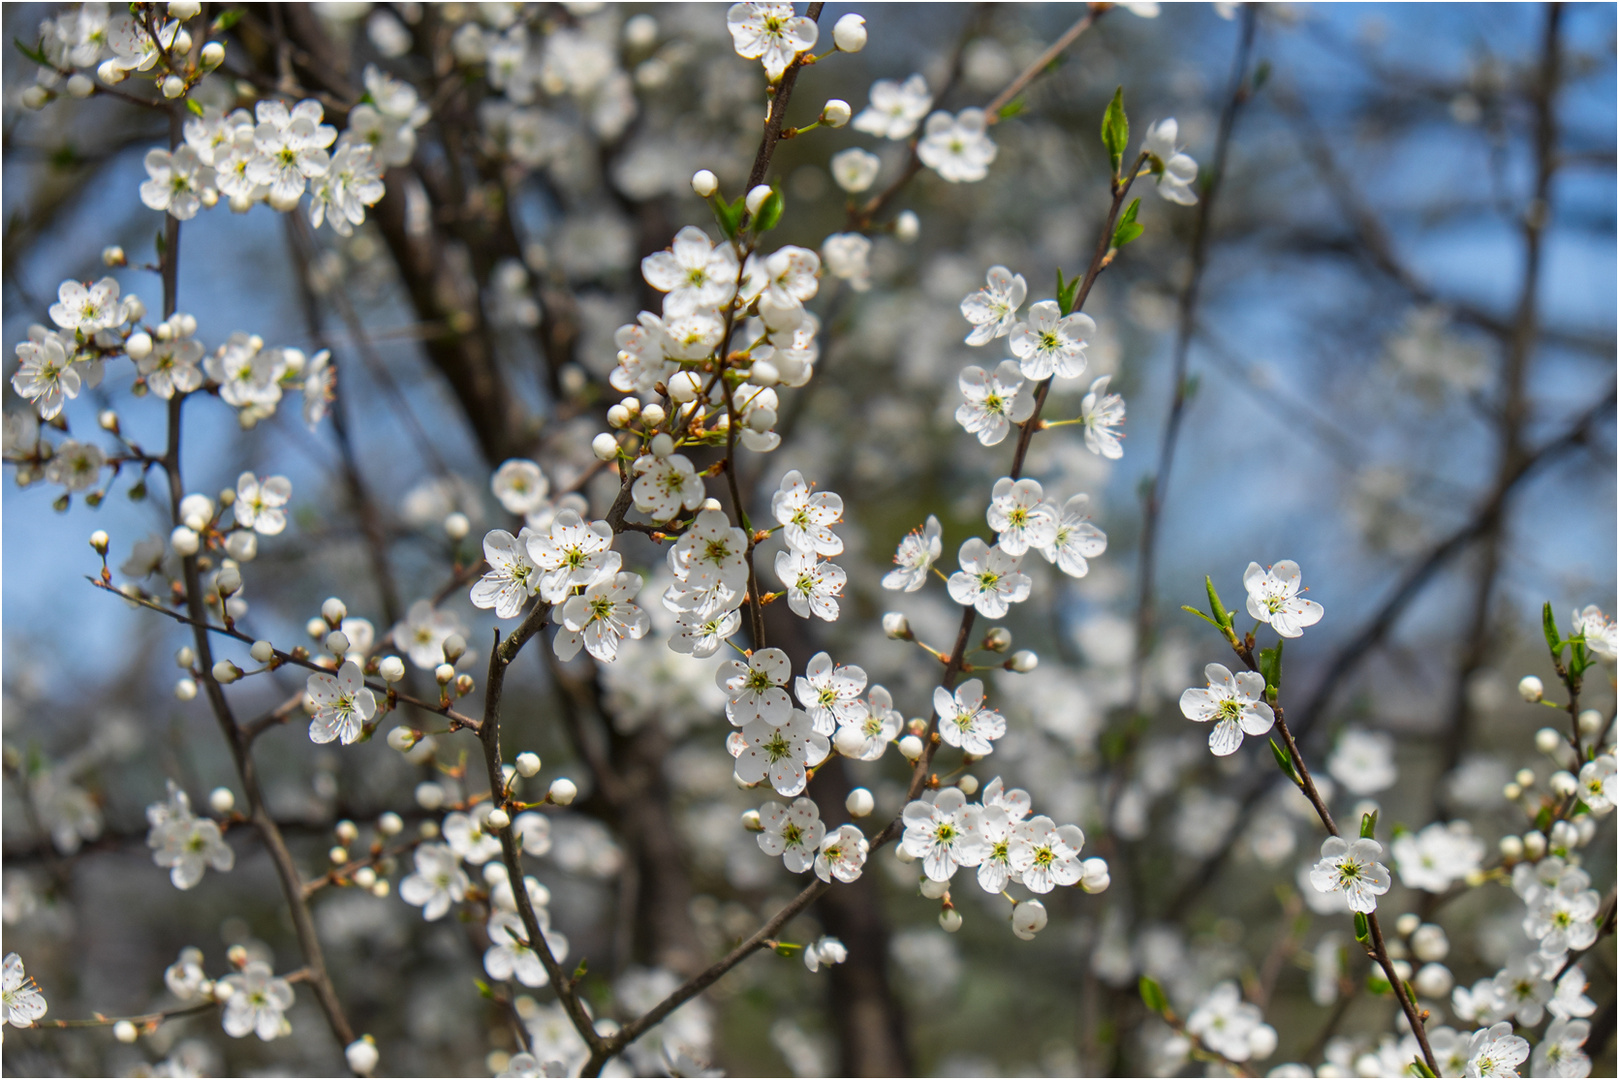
{"left": 1205, "top": 575, "right": 1230, "bottom": 629}
{"left": 1111, "top": 197, "right": 1143, "bottom": 249}
{"left": 753, "top": 188, "right": 784, "bottom": 233}
{"left": 1354, "top": 911, "right": 1370, "bottom": 943}
{"left": 186, "top": 97, "right": 205, "bottom": 117}
{"left": 996, "top": 97, "right": 1026, "bottom": 121}
{"left": 1259, "top": 640, "right": 1284, "bottom": 696}
{"left": 571, "top": 960, "right": 588, "bottom": 982}
{"left": 1101, "top": 86, "right": 1128, "bottom": 175}
{"left": 1252, "top": 60, "right": 1272, "bottom": 92}
{"left": 1056, "top": 269, "right": 1079, "bottom": 314}
{"left": 1138, "top": 975, "right": 1170, "bottom": 1017}
{"left": 1543, "top": 602, "right": 1563, "bottom": 660}
{"left": 1407, "top": 1058, "right": 1438, "bottom": 1079}
{"left": 212, "top": 8, "right": 245, "bottom": 32}
{"left": 1360, "top": 809, "right": 1378, "bottom": 839}
{"left": 1181, "top": 605, "right": 1221, "bottom": 630}
{"left": 14, "top": 37, "right": 49, "bottom": 66}
{"left": 714, "top": 195, "right": 746, "bottom": 241}
{"left": 473, "top": 978, "right": 495, "bottom": 999}
{"left": 1269, "top": 738, "right": 1300, "bottom": 786}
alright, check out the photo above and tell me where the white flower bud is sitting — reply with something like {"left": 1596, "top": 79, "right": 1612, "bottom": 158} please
{"left": 845, "top": 787, "right": 874, "bottom": 818}
{"left": 486, "top": 808, "right": 511, "bottom": 831}
{"left": 170, "top": 526, "right": 200, "bottom": 557}
{"left": 1503, "top": 781, "right": 1522, "bottom": 801}
{"left": 1395, "top": 912, "right": 1420, "bottom": 937}
{"left": 1414, "top": 962, "right": 1453, "bottom": 999}
{"left": 442, "top": 634, "right": 466, "bottom": 663}
{"left": 592, "top": 432, "right": 620, "bottom": 460}
{"left": 212, "top": 660, "right": 241, "bottom": 684}
{"left": 1550, "top": 770, "right": 1578, "bottom": 797}
{"left": 201, "top": 41, "right": 226, "bottom": 67}
{"left": 1248, "top": 1025, "right": 1278, "bottom": 1062}
{"left": 882, "top": 612, "right": 911, "bottom": 639}
{"left": 820, "top": 99, "right": 851, "bottom": 128}
{"left": 21, "top": 85, "right": 49, "bottom": 110}
{"left": 378, "top": 656, "right": 406, "bottom": 683}
{"left": 740, "top": 808, "right": 763, "bottom": 832}
{"left": 984, "top": 627, "right": 1012, "bottom": 652}
{"left": 1498, "top": 834, "right": 1524, "bottom": 860}
{"left": 388, "top": 726, "right": 420, "bottom": 753}
{"left": 345, "top": 1037, "right": 379, "bottom": 1077}
{"left": 124, "top": 331, "right": 153, "bottom": 360}
{"left": 746, "top": 406, "right": 777, "bottom": 433}
{"left": 607, "top": 404, "right": 632, "bottom": 429}
{"left": 1578, "top": 709, "right": 1603, "bottom": 736}
{"left": 641, "top": 403, "right": 666, "bottom": 427}
{"left": 1010, "top": 650, "right": 1039, "bottom": 673}
{"left": 957, "top": 774, "right": 979, "bottom": 796}
{"left": 101, "top": 246, "right": 127, "bottom": 268}
{"left": 939, "top": 908, "right": 963, "bottom": 932}
{"left": 1518, "top": 675, "right": 1544, "bottom": 702}
{"left": 209, "top": 787, "right": 235, "bottom": 814}
{"left": 169, "top": 0, "right": 202, "bottom": 18}
{"left": 98, "top": 410, "right": 121, "bottom": 434}
{"left": 1536, "top": 727, "right": 1564, "bottom": 755}
{"left": 691, "top": 169, "right": 718, "bottom": 198}
{"left": 515, "top": 752, "right": 542, "bottom": 777}
{"left": 161, "top": 75, "right": 186, "bottom": 99}
{"left": 67, "top": 74, "right": 95, "bottom": 99}
{"left": 322, "top": 597, "right": 348, "bottom": 625}
{"left": 444, "top": 512, "right": 470, "bottom": 540}
{"left": 1516, "top": 767, "right": 1536, "bottom": 788}
{"left": 114, "top": 1019, "right": 139, "bottom": 1043}
{"left": 1550, "top": 819, "right": 1579, "bottom": 850}
{"left": 323, "top": 630, "right": 349, "bottom": 656}
{"left": 225, "top": 530, "right": 257, "bottom": 562}
{"left": 898, "top": 735, "right": 924, "bottom": 760}
{"left": 329, "top": 845, "right": 349, "bottom": 865}
{"left": 651, "top": 436, "right": 678, "bottom": 464}
{"left": 832, "top": 725, "right": 867, "bottom": 758}
{"left": 895, "top": 209, "right": 920, "bottom": 243}
{"left": 894, "top": 845, "right": 916, "bottom": 864}
{"left": 172, "top": 27, "right": 193, "bottom": 52}
{"left": 1080, "top": 857, "right": 1110, "bottom": 893}
{"left": 434, "top": 663, "right": 456, "bottom": 685}
{"left": 919, "top": 877, "right": 949, "bottom": 899}
{"left": 89, "top": 529, "right": 110, "bottom": 555}
{"left": 548, "top": 778, "right": 578, "bottom": 805}
{"left": 1011, "top": 899, "right": 1047, "bottom": 940}
{"left": 748, "top": 360, "right": 780, "bottom": 387}
{"left": 666, "top": 372, "right": 702, "bottom": 404}
{"left": 175, "top": 677, "right": 198, "bottom": 701}
{"left": 1522, "top": 830, "right": 1547, "bottom": 859}
{"left": 745, "top": 184, "right": 774, "bottom": 216}
{"left": 377, "top": 811, "right": 404, "bottom": 836}
{"left": 833, "top": 12, "right": 867, "bottom": 51}
{"left": 415, "top": 781, "right": 445, "bottom": 810}
{"left": 250, "top": 640, "right": 275, "bottom": 664}
{"left": 215, "top": 566, "right": 241, "bottom": 595}
{"left": 304, "top": 618, "right": 328, "bottom": 641}
{"left": 1411, "top": 923, "right": 1448, "bottom": 961}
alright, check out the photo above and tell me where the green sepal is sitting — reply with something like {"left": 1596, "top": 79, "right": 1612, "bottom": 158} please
{"left": 1354, "top": 911, "right": 1371, "bottom": 943}
{"left": 1205, "top": 575, "right": 1230, "bottom": 629}
{"left": 473, "top": 978, "right": 495, "bottom": 999}
{"left": 714, "top": 195, "right": 746, "bottom": 241}
{"left": 1056, "top": 268, "right": 1080, "bottom": 314}
{"left": 186, "top": 97, "right": 205, "bottom": 116}
{"left": 571, "top": 960, "right": 588, "bottom": 983}
{"left": 1111, "top": 198, "right": 1143, "bottom": 248}
{"left": 997, "top": 97, "right": 1026, "bottom": 121}
{"left": 1408, "top": 1058, "right": 1438, "bottom": 1078}
{"left": 1138, "top": 975, "right": 1170, "bottom": 1017}
{"left": 1543, "top": 602, "right": 1563, "bottom": 660}
{"left": 1360, "top": 809, "right": 1378, "bottom": 839}
{"left": 212, "top": 8, "right": 245, "bottom": 32}
{"left": 1269, "top": 738, "right": 1300, "bottom": 787}
{"left": 753, "top": 188, "right": 784, "bottom": 233}
{"left": 1259, "top": 638, "right": 1283, "bottom": 696}
{"left": 1102, "top": 86, "right": 1128, "bottom": 175}
{"left": 1181, "top": 605, "right": 1221, "bottom": 630}
{"left": 1252, "top": 60, "right": 1272, "bottom": 91}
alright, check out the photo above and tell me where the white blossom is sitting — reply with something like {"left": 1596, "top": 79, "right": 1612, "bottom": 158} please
{"left": 399, "top": 843, "right": 469, "bottom": 920}
{"left": 882, "top": 516, "right": 942, "bottom": 593}
{"left": 774, "top": 550, "right": 845, "bottom": 622}
{"left": 796, "top": 652, "right": 868, "bottom": 737}
{"left": 472, "top": 528, "right": 541, "bottom": 618}
{"left": 946, "top": 538, "right": 1031, "bottom": 619}
{"left": 815, "top": 825, "right": 868, "bottom": 883}
{"left": 557, "top": 573, "right": 649, "bottom": 662}
{"left": 1179, "top": 662, "right": 1275, "bottom": 756}
{"left": 917, "top": 108, "right": 996, "bottom": 182}
{"left": 1143, "top": 119, "right": 1199, "bottom": 206}
{"left": 306, "top": 660, "right": 377, "bottom": 745}
{"left": 934, "top": 678, "right": 1006, "bottom": 757}
{"left": 1039, "top": 494, "right": 1107, "bottom": 579}
{"left": 1463, "top": 1021, "right": 1529, "bottom": 1078}
{"left": 632, "top": 453, "right": 707, "bottom": 522}
{"left": 1243, "top": 560, "right": 1324, "bottom": 639}
{"left": 956, "top": 361, "right": 1035, "bottom": 446}
{"left": 527, "top": 510, "right": 620, "bottom": 603}
{"left": 1308, "top": 836, "right": 1392, "bottom": 914}
{"left": 987, "top": 477, "right": 1057, "bottom": 557}
{"left": 852, "top": 74, "right": 931, "bottom": 139}
{"left": 234, "top": 472, "right": 292, "bottom": 536}
{"left": 219, "top": 962, "right": 294, "bottom": 1041}
{"left": 1079, "top": 375, "right": 1126, "bottom": 459}
{"left": 757, "top": 797, "right": 824, "bottom": 873}
{"left": 140, "top": 146, "right": 215, "bottom": 219}
{"left": 901, "top": 789, "right": 985, "bottom": 882}
{"left": 725, "top": 2, "right": 818, "bottom": 82}
{"left": 1572, "top": 604, "right": 1616, "bottom": 662}
{"left": 391, "top": 600, "right": 464, "bottom": 670}
{"left": 641, "top": 227, "right": 739, "bottom": 318}
{"left": 772, "top": 470, "right": 843, "bottom": 556}
{"left": 1009, "top": 300, "right": 1094, "bottom": 381}
{"left": 728, "top": 710, "right": 827, "bottom": 796}
{"left": 960, "top": 266, "right": 1027, "bottom": 346}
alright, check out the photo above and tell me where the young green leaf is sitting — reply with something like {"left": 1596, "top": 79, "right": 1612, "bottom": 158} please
{"left": 1181, "top": 605, "right": 1222, "bottom": 630}
{"left": 186, "top": 98, "right": 205, "bottom": 117}
{"left": 753, "top": 188, "right": 785, "bottom": 233}
{"left": 997, "top": 97, "right": 1026, "bottom": 121}
{"left": 1543, "top": 602, "right": 1563, "bottom": 660}
{"left": 14, "top": 38, "right": 49, "bottom": 66}
{"left": 1407, "top": 1057, "right": 1438, "bottom": 1078}
{"left": 1101, "top": 86, "right": 1128, "bottom": 175}
{"left": 714, "top": 195, "right": 746, "bottom": 241}
{"left": 1205, "top": 575, "right": 1230, "bottom": 629}
{"left": 1354, "top": 911, "right": 1370, "bottom": 943}
{"left": 1138, "top": 975, "right": 1170, "bottom": 1017}
{"left": 1258, "top": 639, "right": 1284, "bottom": 695}
{"left": 1055, "top": 269, "right": 1080, "bottom": 314}
{"left": 212, "top": 8, "right": 245, "bottom": 33}
{"left": 1111, "top": 198, "right": 1143, "bottom": 248}
{"left": 1269, "top": 738, "right": 1300, "bottom": 786}
{"left": 1360, "top": 809, "right": 1378, "bottom": 839}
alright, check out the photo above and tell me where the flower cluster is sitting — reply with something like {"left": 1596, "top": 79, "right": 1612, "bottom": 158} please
{"left": 145, "top": 779, "right": 234, "bottom": 890}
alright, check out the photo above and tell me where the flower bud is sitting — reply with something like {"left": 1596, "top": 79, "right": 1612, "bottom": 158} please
{"left": 377, "top": 811, "right": 404, "bottom": 836}
{"left": 170, "top": 526, "right": 200, "bottom": 556}
{"left": 1518, "top": 675, "right": 1544, "bottom": 702}
{"left": 169, "top": 0, "right": 202, "bottom": 18}
{"left": 1498, "top": 833, "right": 1524, "bottom": 861}
{"left": 225, "top": 530, "right": 257, "bottom": 562}
{"left": 1522, "top": 830, "right": 1547, "bottom": 859}
{"left": 894, "top": 209, "right": 920, "bottom": 243}
{"left": 1503, "top": 781, "right": 1522, "bottom": 801}
{"left": 881, "top": 611, "right": 911, "bottom": 639}
{"left": 455, "top": 673, "right": 475, "bottom": 696}
{"left": 666, "top": 372, "right": 702, "bottom": 405}
{"left": 957, "top": 774, "right": 979, "bottom": 796}
{"left": 304, "top": 618, "right": 329, "bottom": 641}
{"left": 898, "top": 734, "right": 924, "bottom": 760}
{"left": 1516, "top": 768, "right": 1536, "bottom": 788}
{"left": 1395, "top": 912, "right": 1420, "bottom": 937}
{"left": 322, "top": 597, "right": 348, "bottom": 625}
{"left": 1411, "top": 923, "right": 1448, "bottom": 961}
{"left": 1550, "top": 770, "right": 1578, "bottom": 797}
{"left": 388, "top": 726, "right": 421, "bottom": 752}
{"left": 379, "top": 656, "right": 406, "bottom": 683}
{"left": 833, "top": 13, "right": 867, "bottom": 51}
{"left": 248, "top": 640, "right": 274, "bottom": 664}
{"left": 114, "top": 1019, "right": 139, "bottom": 1043}
{"left": 591, "top": 432, "right": 619, "bottom": 460}
{"left": 741, "top": 809, "right": 763, "bottom": 831}
{"left": 161, "top": 75, "right": 186, "bottom": 99}
{"left": 1080, "top": 857, "right": 1110, "bottom": 893}
{"left": 984, "top": 627, "right": 1012, "bottom": 652}
{"left": 345, "top": 1036, "right": 379, "bottom": 1077}
{"left": 820, "top": 99, "right": 851, "bottom": 128}
{"left": 845, "top": 787, "right": 874, "bottom": 818}
{"left": 607, "top": 403, "right": 632, "bottom": 429}
{"left": 748, "top": 359, "right": 780, "bottom": 387}
{"left": 212, "top": 660, "right": 241, "bottom": 684}
{"left": 215, "top": 566, "right": 242, "bottom": 595}
{"left": 745, "top": 184, "right": 773, "bottom": 217}
{"left": 442, "top": 634, "right": 467, "bottom": 664}
{"left": 1535, "top": 727, "right": 1564, "bottom": 755}
{"left": 939, "top": 908, "right": 963, "bottom": 932}
{"left": 21, "top": 85, "right": 49, "bottom": 110}
{"left": 515, "top": 752, "right": 542, "bottom": 777}
{"left": 641, "top": 403, "right": 666, "bottom": 427}
{"left": 444, "top": 512, "right": 470, "bottom": 540}
{"left": 176, "top": 646, "right": 196, "bottom": 669}
{"left": 209, "top": 787, "right": 235, "bottom": 814}
{"left": 66, "top": 73, "right": 95, "bottom": 99}
{"left": 832, "top": 725, "right": 867, "bottom": 758}
{"left": 434, "top": 663, "right": 455, "bottom": 685}
{"left": 548, "top": 778, "right": 578, "bottom": 805}
{"left": 176, "top": 677, "right": 198, "bottom": 701}
{"left": 1010, "top": 650, "right": 1039, "bottom": 673}
{"left": 89, "top": 529, "right": 110, "bottom": 555}
{"left": 894, "top": 845, "right": 916, "bottom": 863}
{"left": 1011, "top": 899, "right": 1047, "bottom": 940}
{"left": 415, "top": 781, "right": 445, "bottom": 810}
{"left": 486, "top": 808, "right": 511, "bottom": 831}
{"left": 329, "top": 846, "right": 348, "bottom": 865}
{"left": 1413, "top": 962, "right": 1453, "bottom": 999}
{"left": 691, "top": 169, "right": 718, "bottom": 198}
{"left": 333, "top": 820, "right": 358, "bottom": 846}
{"left": 201, "top": 41, "right": 226, "bottom": 68}
{"left": 919, "top": 877, "right": 949, "bottom": 899}
{"left": 1578, "top": 709, "right": 1603, "bottom": 736}
{"left": 124, "top": 331, "right": 153, "bottom": 360}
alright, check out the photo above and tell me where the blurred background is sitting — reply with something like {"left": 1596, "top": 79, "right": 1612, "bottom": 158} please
{"left": 2, "top": 2, "right": 1614, "bottom": 1076}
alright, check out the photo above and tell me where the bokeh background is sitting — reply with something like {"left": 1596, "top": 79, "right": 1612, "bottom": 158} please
{"left": 3, "top": 2, "right": 1614, "bottom": 1076}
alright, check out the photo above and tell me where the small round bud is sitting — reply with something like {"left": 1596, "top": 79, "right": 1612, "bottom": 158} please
{"left": 388, "top": 726, "right": 421, "bottom": 753}
{"left": 324, "top": 630, "right": 349, "bottom": 656}
{"left": 176, "top": 646, "right": 196, "bottom": 669}
{"left": 379, "top": 656, "right": 406, "bottom": 683}
{"left": 225, "top": 530, "right": 257, "bottom": 562}
{"left": 114, "top": 1019, "right": 139, "bottom": 1043}
{"left": 212, "top": 660, "right": 241, "bottom": 684}
{"left": 1010, "top": 650, "right": 1039, "bottom": 673}
{"left": 894, "top": 209, "right": 920, "bottom": 243}
{"left": 67, "top": 73, "right": 95, "bottom": 99}
{"left": 1522, "top": 830, "right": 1547, "bottom": 859}
{"left": 334, "top": 819, "right": 359, "bottom": 845}
{"left": 98, "top": 410, "right": 120, "bottom": 433}
{"left": 607, "top": 403, "right": 632, "bottom": 429}
{"left": 215, "top": 566, "right": 241, "bottom": 595}
{"left": 1550, "top": 770, "right": 1578, "bottom": 797}
{"left": 1498, "top": 834, "right": 1524, "bottom": 860}
{"left": 328, "top": 846, "right": 349, "bottom": 865}
{"left": 665, "top": 372, "right": 702, "bottom": 405}
{"left": 1411, "top": 923, "right": 1449, "bottom": 962}
{"left": 1011, "top": 899, "right": 1047, "bottom": 940}
{"left": 516, "top": 752, "right": 542, "bottom": 777}
{"left": 898, "top": 735, "right": 924, "bottom": 761}
{"left": 895, "top": 845, "right": 916, "bottom": 863}
{"left": 322, "top": 597, "right": 348, "bottom": 625}
{"left": 100, "top": 247, "right": 127, "bottom": 271}
{"left": 640, "top": 403, "right": 666, "bottom": 427}
{"left": 377, "top": 811, "right": 404, "bottom": 836}
{"left": 906, "top": 717, "right": 928, "bottom": 737}
{"left": 305, "top": 617, "right": 329, "bottom": 641}
{"left": 691, "top": 169, "right": 718, "bottom": 198}
{"left": 345, "top": 1037, "right": 379, "bottom": 1077}
{"left": 161, "top": 75, "right": 185, "bottom": 99}
{"left": 984, "top": 627, "right": 1012, "bottom": 652}
{"left": 1503, "top": 781, "right": 1523, "bottom": 801}
{"left": 226, "top": 948, "right": 249, "bottom": 971}
{"left": 1395, "top": 912, "right": 1421, "bottom": 937}
{"left": 957, "top": 774, "right": 979, "bottom": 796}
{"left": 1515, "top": 768, "right": 1536, "bottom": 788}
{"left": 209, "top": 787, "right": 236, "bottom": 814}
{"left": 845, "top": 787, "right": 875, "bottom": 818}
{"left": 89, "top": 530, "right": 110, "bottom": 555}
{"left": 444, "top": 512, "right": 470, "bottom": 540}
{"left": 454, "top": 673, "right": 475, "bottom": 696}
{"left": 201, "top": 41, "right": 226, "bottom": 67}
{"left": 1518, "top": 675, "right": 1544, "bottom": 702}
{"left": 741, "top": 809, "right": 764, "bottom": 831}
{"left": 434, "top": 663, "right": 455, "bottom": 685}
{"left": 919, "top": 877, "right": 949, "bottom": 899}
{"left": 1414, "top": 962, "right": 1453, "bottom": 999}
{"left": 548, "top": 778, "right": 578, "bottom": 805}
{"left": 939, "top": 908, "right": 963, "bottom": 933}
{"left": 250, "top": 640, "right": 275, "bottom": 664}
{"left": 443, "top": 634, "right": 467, "bottom": 663}
{"left": 882, "top": 612, "right": 911, "bottom": 639}
{"left": 486, "top": 808, "right": 511, "bottom": 831}
{"left": 749, "top": 360, "right": 780, "bottom": 386}
{"left": 415, "top": 782, "right": 445, "bottom": 810}
{"left": 176, "top": 677, "right": 198, "bottom": 701}
{"left": 352, "top": 866, "right": 377, "bottom": 888}
{"left": 20, "top": 85, "right": 49, "bottom": 110}
{"left": 125, "top": 331, "right": 153, "bottom": 360}
{"left": 746, "top": 406, "right": 777, "bottom": 433}
{"left": 1536, "top": 727, "right": 1564, "bottom": 755}
{"left": 820, "top": 99, "right": 851, "bottom": 128}
{"left": 1578, "top": 709, "right": 1603, "bottom": 736}
{"left": 833, "top": 12, "right": 867, "bottom": 51}
{"left": 745, "top": 184, "right": 773, "bottom": 217}
{"left": 169, "top": 0, "right": 202, "bottom": 19}
{"left": 592, "top": 432, "right": 619, "bottom": 460}
{"left": 651, "top": 433, "right": 677, "bottom": 459}
{"left": 832, "top": 725, "right": 867, "bottom": 758}
{"left": 170, "top": 526, "right": 200, "bottom": 557}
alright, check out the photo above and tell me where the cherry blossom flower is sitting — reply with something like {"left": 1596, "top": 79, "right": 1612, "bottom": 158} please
{"left": 836, "top": 685, "right": 902, "bottom": 761}
{"left": 803, "top": 936, "right": 847, "bottom": 973}
{"left": 140, "top": 146, "right": 215, "bottom": 220}
{"left": 1524, "top": 872, "right": 1602, "bottom": 959}
{"left": 400, "top": 842, "right": 469, "bottom": 920}
{"left": 669, "top": 609, "right": 741, "bottom": 658}
{"left": 309, "top": 140, "right": 385, "bottom": 236}
{"left": 671, "top": 509, "right": 749, "bottom": 590}
{"left": 1008, "top": 816, "right": 1085, "bottom": 894}
{"left": 105, "top": 13, "right": 178, "bottom": 75}
{"left": 974, "top": 806, "right": 1019, "bottom": 893}
{"left": 1143, "top": 119, "right": 1199, "bottom": 206}
{"left": 443, "top": 806, "right": 504, "bottom": 866}
{"left": 302, "top": 349, "right": 334, "bottom": 429}
{"left": 147, "top": 781, "right": 234, "bottom": 891}
{"left": 1010, "top": 300, "right": 1094, "bottom": 381}
{"left": 1185, "top": 982, "right": 1270, "bottom": 1063}
{"left": 1308, "top": 836, "right": 1392, "bottom": 913}
{"left": 1039, "top": 494, "right": 1107, "bottom": 579}
{"left": 1547, "top": 966, "right": 1596, "bottom": 1022}
{"left": 611, "top": 312, "right": 675, "bottom": 396}
{"left": 772, "top": 470, "right": 844, "bottom": 556}
{"left": 757, "top": 797, "right": 824, "bottom": 873}
{"left": 527, "top": 510, "right": 619, "bottom": 603}
{"left": 821, "top": 233, "right": 873, "bottom": 290}
{"left": 1080, "top": 375, "right": 1126, "bottom": 459}
{"left": 728, "top": 710, "right": 827, "bottom": 796}
{"left": 205, "top": 332, "right": 286, "bottom": 410}
{"left": 725, "top": 2, "right": 818, "bottom": 82}
{"left": 1578, "top": 754, "right": 1615, "bottom": 814}
{"left": 1572, "top": 604, "right": 1616, "bottom": 662}
{"left": 1326, "top": 726, "right": 1396, "bottom": 794}
{"left": 717, "top": 647, "right": 793, "bottom": 726}
{"left": 234, "top": 472, "right": 292, "bottom": 536}
{"left": 946, "top": 538, "right": 1031, "bottom": 619}
{"left": 987, "top": 477, "right": 1057, "bottom": 557}
{"left": 44, "top": 439, "right": 104, "bottom": 492}
{"left": 165, "top": 948, "right": 211, "bottom": 1002}
{"left": 49, "top": 277, "right": 123, "bottom": 335}
{"left": 12, "top": 330, "right": 81, "bottom": 420}
{"left": 775, "top": 550, "right": 845, "bottom": 621}
{"left": 631, "top": 452, "right": 707, "bottom": 522}
{"left": 796, "top": 652, "right": 868, "bottom": 737}
{"left": 852, "top": 74, "right": 932, "bottom": 139}
{"left": 1179, "top": 662, "right": 1275, "bottom": 756}
{"left": 307, "top": 660, "right": 377, "bottom": 745}
{"left": 957, "top": 361, "right": 1035, "bottom": 446}
{"left": 349, "top": 64, "right": 431, "bottom": 168}
{"left": 1243, "top": 560, "right": 1324, "bottom": 639}
{"left": 641, "top": 226, "right": 739, "bottom": 318}
{"left": 917, "top": 108, "right": 996, "bottom": 183}
{"left": 960, "top": 266, "right": 1027, "bottom": 346}
{"left": 492, "top": 459, "right": 550, "bottom": 516}
{"left": 901, "top": 789, "right": 985, "bottom": 882}
{"left": 1532, "top": 1017, "right": 1591, "bottom": 1079}
{"left": 484, "top": 911, "right": 556, "bottom": 988}
{"left": 934, "top": 679, "right": 1007, "bottom": 756}
{"left": 1463, "top": 1021, "right": 1529, "bottom": 1078}
{"left": 558, "top": 572, "right": 649, "bottom": 662}
{"left": 746, "top": 246, "right": 820, "bottom": 312}
{"left": 882, "top": 515, "right": 942, "bottom": 592}
{"left": 392, "top": 599, "right": 464, "bottom": 670}
{"left": 472, "top": 528, "right": 541, "bottom": 619}
{"left": 2, "top": 955, "right": 46, "bottom": 1028}
{"left": 1391, "top": 820, "right": 1485, "bottom": 892}
{"left": 219, "top": 961, "right": 294, "bottom": 1041}
{"left": 140, "top": 332, "right": 206, "bottom": 400}
{"left": 815, "top": 825, "right": 869, "bottom": 883}
{"left": 248, "top": 99, "right": 337, "bottom": 211}
{"left": 830, "top": 148, "right": 881, "bottom": 193}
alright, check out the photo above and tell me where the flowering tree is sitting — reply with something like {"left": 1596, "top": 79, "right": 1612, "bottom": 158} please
{"left": 2, "top": 3, "right": 1614, "bottom": 1078}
